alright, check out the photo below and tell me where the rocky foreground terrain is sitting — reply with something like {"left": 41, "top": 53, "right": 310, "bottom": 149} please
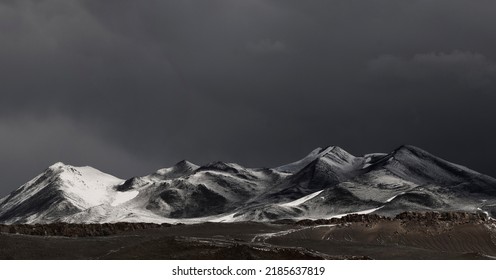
{"left": 1, "top": 211, "right": 495, "bottom": 260}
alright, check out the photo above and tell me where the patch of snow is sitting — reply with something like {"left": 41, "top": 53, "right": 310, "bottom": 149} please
{"left": 279, "top": 190, "right": 324, "bottom": 207}
{"left": 329, "top": 206, "right": 385, "bottom": 219}
{"left": 61, "top": 205, "right": 178, "bottom": 224}
{"left": 251, "top": 224, "right": 336, "bottom": 243}
{"left": 58, "top": 166, "right": 124, "bottom": 209}
{"left": 477, "top": 207, "right": 493, "bottom": 220}
{"left": 361, "top": 153, "right": 387, "bottom": 169}
{"left": 251, "top": 228, "right": 302, "bottom": 243}
{"left": 385, "top": 192, "right": 405, "bottom": 203}
{"left": 111, "top": 190, "right": 139, "bottom": 206}
{"left": 210, "top": 212, "right": 238, "bottom": 223}
{"left": 312, "top": 224, "right": 337, "bottom": 229}
{"left": 154, "top": 167, "right": 174, "bottom": 176}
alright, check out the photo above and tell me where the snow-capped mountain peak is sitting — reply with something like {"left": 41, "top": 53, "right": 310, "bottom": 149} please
{"left": 275, "top": 145, "right": 337, "bottom": 173}
{"left": 0, "top": 163, "right": 125, "bottom": 224}
{"left": 276, "top": 145, "right": 359, "bottom": 174}
{"left": 318, "top": 146, "right": 358, "bottom": 169}
{"left": 151, "top": 160, "right": 199, "bottom": 180}
{"left": 48, "top": 161, "right": 67, "bottom": 170}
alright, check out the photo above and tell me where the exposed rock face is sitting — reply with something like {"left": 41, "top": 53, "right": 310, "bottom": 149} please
{"left": 395, "top": 211, "right": 488, "bottom": 222}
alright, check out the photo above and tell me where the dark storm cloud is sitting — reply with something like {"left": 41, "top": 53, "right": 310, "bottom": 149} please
{"left": 1, "top": 0, "right": 496, "bottom": 195}
{"left": 246, "top": 39, "right": 288, "bottom": 54}
{"left": 368, "top": 51, "right": 496, "bottom": 90}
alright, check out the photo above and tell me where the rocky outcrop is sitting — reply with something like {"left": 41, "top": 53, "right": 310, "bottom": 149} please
{"left": 395, "top": 211, "right": 488, "bottom": 222}
{"left": 280, "top": 211, "right": 491, "bottom": 227}
{"left": 0, "top": 222, "right": 171, "bottom": 237}
{"left": 0, "top": 211, "right": 492, "bottom": 237}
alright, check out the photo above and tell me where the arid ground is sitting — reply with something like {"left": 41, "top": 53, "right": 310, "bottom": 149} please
{"left": 1, "top": 212, "right": 495, "bottom": 260}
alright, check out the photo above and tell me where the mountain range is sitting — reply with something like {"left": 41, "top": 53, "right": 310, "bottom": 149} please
{"left": 0, "top": 145, "right": 495, "bottom": 224}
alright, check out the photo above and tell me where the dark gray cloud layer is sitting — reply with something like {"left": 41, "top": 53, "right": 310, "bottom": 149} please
{"left": 1, "top": 0, "right": 496, "bottom": 195}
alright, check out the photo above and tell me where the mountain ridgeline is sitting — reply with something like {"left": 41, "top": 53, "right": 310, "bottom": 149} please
{"left": 0, "top": 145, "right": 495, "bottom": 224}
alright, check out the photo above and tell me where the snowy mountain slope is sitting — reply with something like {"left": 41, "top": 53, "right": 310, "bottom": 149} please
{"left": 370, "top": 145, "right": 496, "bottom": 187}
{"left": 259, "top": 146, "right": 364, "bottom": 203}
{"left": 134, "top": 162, "right": 287, "bottom": 219}
{"left": 1, "top": 145, "right": 495, "bottom": 224}
{"left": 0, "top": 163, "right": 126, "bottom": 224}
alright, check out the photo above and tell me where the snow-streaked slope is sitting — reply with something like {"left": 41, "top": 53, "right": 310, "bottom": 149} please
{"left": 233, "top": 146, "right": 496, "bottom": 221}
{"left": 111, "top": 190, "right": 139, "bottom": 206}
{"left": 142, "top": 162, "right": 286, "bottom": 219}
{"left": 55, "top": 164, "right": 125, "bottom": 209}
{"left": 276, "top": 146, "right": 370, "bottom": 174}
{"left": 279, "top": 190, "right": 324, "bottom": 208}
{"left": 329, "top": 206, "right": 385, "bottom": 218}
{"left": 254, "top": 146, "right": 368, "bottom": 207}
{"left": 275, "top": 146, "right": 335, "bottom": 173}
{"left": 383, "top": 145, "right": 495, "bottom": 186}
{"left": 1, "top": 145, "right": 496, "bottom": 224}
{"left": 318, "top": 146, "right": 361, "bottom": 172}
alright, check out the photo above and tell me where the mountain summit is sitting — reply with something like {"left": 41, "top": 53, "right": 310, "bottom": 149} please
{"left": 1, "top": 145, "right": 495, "bottom": 224}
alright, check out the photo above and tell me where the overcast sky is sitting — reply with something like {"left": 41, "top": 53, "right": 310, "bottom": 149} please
{"left": 1, "top": 0, "right": 496, "bottom": 196}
